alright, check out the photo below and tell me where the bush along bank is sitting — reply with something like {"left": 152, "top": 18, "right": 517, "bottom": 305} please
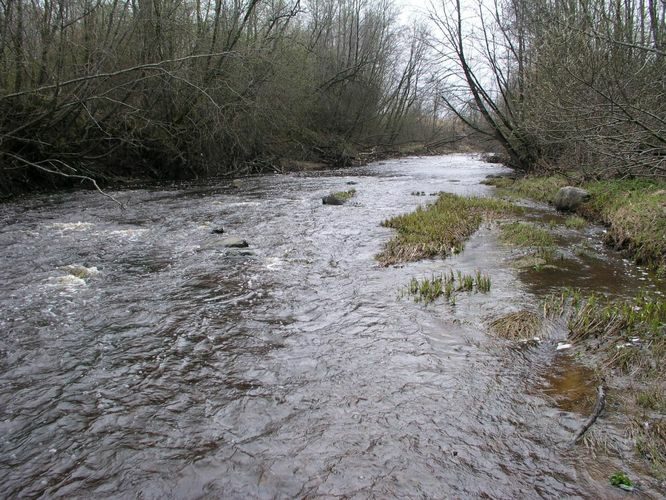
{"left": 483, "top": 176, "right": 666, "bottom": 271}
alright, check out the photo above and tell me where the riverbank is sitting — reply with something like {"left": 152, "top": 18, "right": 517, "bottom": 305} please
{"left": 379, "top": 170, "right": 665, "bottom": 489}
{"left": 483, "top": 175, "right": 666, "bottom": 272}
{"left": 0, "top": 142, "right": 456, "bottom": 200}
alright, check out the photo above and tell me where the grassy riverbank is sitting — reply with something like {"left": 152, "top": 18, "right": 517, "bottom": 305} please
{"left": 485, "top": 176, "right": 666, "bottom": 270}
{"left": 384, "top": 174, "right": 665, "bottom": 484}
{"left": 376, "top": 193, "right": 519, "bottom": 265}
{"left": 545, "top": 290, "right": 666, "bottom": 478}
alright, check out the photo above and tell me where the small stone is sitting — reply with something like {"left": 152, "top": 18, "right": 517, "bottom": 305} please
{"left": 211, "top": 227, "right": 225, "bottom": 234}
{"left": 556, "top": 342, "right": 572, "bottom": 351}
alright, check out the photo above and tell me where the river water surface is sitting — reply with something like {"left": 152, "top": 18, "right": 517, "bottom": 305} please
{"left": 0, "top": 155, "right": 662, "bottom": 498}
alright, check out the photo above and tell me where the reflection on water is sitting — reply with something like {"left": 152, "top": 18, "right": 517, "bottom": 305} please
{"left": 0, "top": 154, "right": 662, "bottom": 498}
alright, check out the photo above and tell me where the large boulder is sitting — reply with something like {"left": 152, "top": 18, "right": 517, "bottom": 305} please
{"left": 554, "top": 186, "right": 590, "bottom": 211}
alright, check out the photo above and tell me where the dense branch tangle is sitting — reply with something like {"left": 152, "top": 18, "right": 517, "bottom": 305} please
{"left": 429, "top": 0, "right": 666, "bottom": 178}
{"left": 0, "top": 0, "right": 438, "bottom": 194}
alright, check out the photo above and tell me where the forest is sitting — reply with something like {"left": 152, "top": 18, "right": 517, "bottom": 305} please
{"left": 0, "top": 0, "right": 664, "bottom": 194}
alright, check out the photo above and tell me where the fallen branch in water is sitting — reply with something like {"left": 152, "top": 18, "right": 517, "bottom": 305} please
{"left": 573, "top": 385, "right": 606, "bottom": 445}
{"left": 3, "top": 152, "right": 125, "bottom": 208}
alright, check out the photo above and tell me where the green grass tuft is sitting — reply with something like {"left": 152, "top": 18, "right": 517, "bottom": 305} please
{"left": 405, "top": 269, "right": 492, "bottom": 305}
{"left": 377, "top": 193, "right": 520, "bottom": 265}
{"left": 332, "top": 189, "right": 356, "bottom": 201}
{"left": 500, "top": 221, "right": 555, "bottom": 248}
{"left": 564, "top": 215, "right": 586, "bottom": 229}
{"left": 490, "top": 175, "right": 568, "bottom": 203}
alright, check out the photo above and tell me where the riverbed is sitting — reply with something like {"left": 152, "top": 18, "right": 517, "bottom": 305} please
{"left": 0, "top": 154, "right": 662, "bottom": 498}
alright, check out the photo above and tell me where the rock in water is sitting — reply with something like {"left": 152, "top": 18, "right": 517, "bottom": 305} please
{"left": 554, "top": 186, "right": 590, "bottom": 211}
{"left": 211, "top": 227, "right": 225, "bottom": 234}
{"left": 220, "top": 237, "right": 249, "bottom": 248}
{"left": 322, "top": 195, "right": 344, "bottom": 205}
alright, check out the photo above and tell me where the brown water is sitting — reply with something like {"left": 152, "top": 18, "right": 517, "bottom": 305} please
{"left": 0, "top": 154, "right": 662, "bottom": 498}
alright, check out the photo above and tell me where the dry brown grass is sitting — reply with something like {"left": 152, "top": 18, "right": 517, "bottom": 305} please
{"left": 489, "top": 310, "right": 542, "bottom": 340}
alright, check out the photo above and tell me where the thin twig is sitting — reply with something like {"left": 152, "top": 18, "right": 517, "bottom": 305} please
{"left": 3, "top": 152, "right": 125, "bottom": 208}
{"left": 1, "top": 51, "right": 239, "bottom": 100}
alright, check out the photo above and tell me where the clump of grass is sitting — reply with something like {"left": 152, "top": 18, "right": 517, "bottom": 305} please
{"left": 489, "top": 310, "right": 542, "bottom": 340}
{"left": 406, "top": 269, "right": 492, "bottom": 305}
{"left": 632, "top": 418, "right": 666, "bottom": 475}
{"left": 407, "top": 275, "right": 446, "bottom": 304}
{"left": 564, "top": 215, "right": 587, "bottom": 229}
{"left": 492, "top": 175, "right": 569, "bottom": 203}
{"left": 500, "top": 221, "right": 555, "bottom": 248}
{"left": 609, "top": 471, "right": 634, "bottom": 489}
{"left": 636, "top": 386, "right": 666, "bottom": 412}
{"left": 543, "top": 289, "right": 666, "bottom": 376}
{"left": 480, "top": 177, "right": 515, "bottom": 189}
{"left": 475, "top": 270, "right": 491, "bottom": 292}
{"left": 377, "top": 193, "right": 520, "bottom": 265}
{"left": 332, "top": 189, "right": 356, "bottom": 201}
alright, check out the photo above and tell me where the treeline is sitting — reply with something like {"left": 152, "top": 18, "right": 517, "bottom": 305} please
{"left": 0, "top": 0, "right": 453, "bottom": 194}
{"left": 430, "top": 0, "right": 666, "bottom": 179}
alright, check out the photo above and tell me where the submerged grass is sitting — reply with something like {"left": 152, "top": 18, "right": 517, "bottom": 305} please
{"left": 544, "top": 289, "right": 665, "bottom": 354}
{"left": 500, "top": 221, "right": 559, "bottom": 270}
{"left": 636, "top": 386, "right": 666, "bottom": 412}
{"left": 406, "top": 269, "right": 492, "bottom": 305}
{"left": 377, "top": 192, "right": 520, "bottom": 265}
{"left": 489, "top": 310, "right": 542, "bottom": 340}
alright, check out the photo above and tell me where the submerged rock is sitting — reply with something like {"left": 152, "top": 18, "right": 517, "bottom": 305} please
{"left": 554, "top": 186, "right": 590, "bottom": 211}
{"left": 220, "top": 237, "right": 249, "bottom": 248}
{"left": 322, "top": 195, "right": 345, "bottom": 205}
{"left": 62, "top": 264, "right": 100, "bottom": 279}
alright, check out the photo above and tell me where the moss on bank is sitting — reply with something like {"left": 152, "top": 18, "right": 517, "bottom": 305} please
{"left": 485, "top": 175, "right": 666, "bottom": 268}
{"left": 376, "top": 193, "right": 520, "bottom": 265}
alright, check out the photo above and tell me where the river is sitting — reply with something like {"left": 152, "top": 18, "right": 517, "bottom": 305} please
{"left": 0, "top": 154, "right": 662, "bottom": 498}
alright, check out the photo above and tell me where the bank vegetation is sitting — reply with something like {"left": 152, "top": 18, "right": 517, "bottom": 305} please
{"left": 0, "top": 0, "right": 463, "bottom": 195}
{"left": 429, "top": 0, "right": 665, "bottom": 179}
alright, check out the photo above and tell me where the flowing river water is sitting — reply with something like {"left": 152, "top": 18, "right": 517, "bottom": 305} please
{"left": 1, "top": 154, "right": 663, "bottom": 498}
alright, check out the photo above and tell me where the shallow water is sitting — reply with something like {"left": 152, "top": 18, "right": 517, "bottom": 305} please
{"left": 0, "top": 154, "right": 662, "bottom": 498}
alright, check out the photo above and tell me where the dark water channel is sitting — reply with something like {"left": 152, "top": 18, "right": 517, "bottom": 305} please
{"left": 0, "top": 155, "right": 663, "bottom": 498}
